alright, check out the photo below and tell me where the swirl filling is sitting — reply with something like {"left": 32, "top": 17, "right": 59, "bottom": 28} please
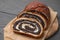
{"left": 13, "top": 20, "right": 41, "bottom": 34}
{"left": 13, "top": 12, "right": 45, "bottom": 37}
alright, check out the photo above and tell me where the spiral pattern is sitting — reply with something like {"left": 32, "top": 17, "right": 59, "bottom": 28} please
{"left": 13, "top": 20, "right": 41, "bottom": 34}
{"left": 12, "top": 10, "right": 50, "bottom": 38}
{"left": 12, "top": 1, "right": 51, "bottom": 38}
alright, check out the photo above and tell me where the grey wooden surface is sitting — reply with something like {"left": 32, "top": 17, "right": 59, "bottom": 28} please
{"left": 0, "top": 0, "right": 60, "bottom": 40}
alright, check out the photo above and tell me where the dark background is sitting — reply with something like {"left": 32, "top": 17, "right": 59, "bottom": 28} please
{"left": 0, "top": 0, "right": 60, "bottom": 40}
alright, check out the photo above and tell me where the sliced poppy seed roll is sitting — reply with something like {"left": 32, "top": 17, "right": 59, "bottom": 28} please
{"left": 13, "top": 1, "right": 50, "bottom": 38}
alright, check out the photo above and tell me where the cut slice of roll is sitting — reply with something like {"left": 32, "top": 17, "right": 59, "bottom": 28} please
{"left": 12, "top": 1, "right": 50, "bottom": 38}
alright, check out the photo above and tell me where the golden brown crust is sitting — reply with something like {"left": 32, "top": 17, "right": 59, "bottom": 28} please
{"left": 12, "top": 1, "right": 51, "bottom": 38}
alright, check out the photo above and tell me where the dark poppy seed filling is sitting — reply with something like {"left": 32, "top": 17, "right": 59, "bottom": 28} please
{"left": 20, "top": 13, "right": 45, "bottom": 27}
{"left": 27, "top": 10, "right": 48, "bottom": 20}
{"left": 13, "top": 20, "right": 41, "bottom": 34}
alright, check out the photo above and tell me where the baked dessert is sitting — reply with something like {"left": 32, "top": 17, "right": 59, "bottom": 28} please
{"left": 12, "top": 1, "right": 51, "bottom": 38}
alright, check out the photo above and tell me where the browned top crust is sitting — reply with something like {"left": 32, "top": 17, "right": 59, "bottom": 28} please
{"left": 24, "top": 1, "right": 50, "bottom": 19}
